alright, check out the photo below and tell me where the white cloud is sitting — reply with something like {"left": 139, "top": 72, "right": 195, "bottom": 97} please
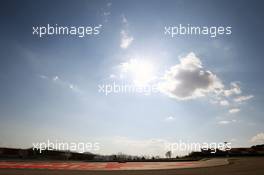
{"left": 122, "top": 14, "right": 128, "bottom": 24}
{"left": 39, "top": 75, "right": 48, "bottom": 79}
{"left": 103, "top": 12, "right": 111, "bottom": 17}
{"left": 229, "top": 108, "right": 240, "bottom": 114}
{"left": 159, "top": 52, "right": 224, "bottom": 100}
{"left": 250, "top": 132, "right": 264, "bottom": 143}
{"left": 234, "top": 95, "right": 254, "bottom": 103}
{"left": 110, "top": 51, "right": 253, "bottom": 113}
{"left": 224, "top": 82, "right": 241, "bottom": 96}
{"left": 220, "top": 100, "right": 229, "bottom": 106}
{"left": 120, "top": 15, "right": 133, "bottom": 49}
{"left": 101, "top": 2, "right": 112, "bottom": 22}
{"left": 53, "top": 76, "right": 59, "bottom": 81}
{"left": 120, "top": 30, "right": 134, "bottom": 49}
{"left": 109, "top": 74, "right": 116, "bottom": 79}
{"left": 165, "top": 116, "right": 175, "bottom": 121}
{"left": 218, "top": 119, "right": 236, "bottom": 125}
{"left": 107, "top": 2, "right": 112, "bottom": 7}
{"left": 218, "top": 120, "right": 231, "bottom": 125}
{"left": 69, "top": 84, "right": 82, "bottom": 94}
{"left": 155, "top": 52, "right": 253, "bottom": 114}
{"left": 39, "top": 75, "right": 82, "bottom": 94}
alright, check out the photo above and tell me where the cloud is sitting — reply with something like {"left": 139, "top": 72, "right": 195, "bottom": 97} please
{"left": 218, "top": 120, "right": 231, "bottom": 125}
{"left": 101, "top": 2, "right": 112, "bottom": 22}
{"left": 234, "top": 95, "right": 254, "bottom": 103}
{"left": 250, "top": 132, "right": 264, "bottom": 143}
{"left": 69, "top": 84, "right": 82, "bottom": 94}
{"left": 229, "top": 108, "right": 240, "bottom": 114}
{"left": 53, "top": 76, "right": 59, "bottom": 82}
{"left": 120, "top": 30, "right": 134, "bottom": 49}
{"left": 103, "top": 12, "right": 111, "bottom": 18}
{"left": 120, "top": 15, "right": 133, "bottom": 49}
{"left": 110, "top": 51, "right": 253, "bottom": 113}
{"left": 165, "top": 116, "right": 175, "bottom": 121}
{"left": 224, "top": 82, "right": 241, "bottom": 96}
{"left": 39, "top": 75, "right": 48, "bottom": 79}
{"left": 156, "top": 52, "right": 254, "bottom": 116}
{"left": 218, "top": 119, "right": 236, "bottom": 125}
{"left": 107, "top": 2, "right": 112, "bottom": 7}
{"left": 109, "top": 74, "right": 116, "bottom": 79}
{"left": 122, "top": 14, "right": 128, "bottom": 24}
{"left": 39, "top": 75, "right": 82, "bottom": 94}
{"left": 159, "top": 52, "right": 223, "bottom": 100}
{"left": 220, "top": 100, "right": 230, "bottom": 106}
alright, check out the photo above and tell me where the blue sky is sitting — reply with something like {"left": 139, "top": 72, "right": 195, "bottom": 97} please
{"left": 0, "top": 0, "right": 264, "bottom": 156}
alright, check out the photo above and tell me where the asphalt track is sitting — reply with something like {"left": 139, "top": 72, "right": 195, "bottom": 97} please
{"left": 0, "top": 158, "right": 227, "bottom": 170}
{"left": 0, "top": 157, "right": 263, "bottom": 175}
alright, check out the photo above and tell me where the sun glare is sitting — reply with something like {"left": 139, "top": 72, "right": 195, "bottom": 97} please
{"left": 121, "top": 59, "right": 156, "bottom": 86}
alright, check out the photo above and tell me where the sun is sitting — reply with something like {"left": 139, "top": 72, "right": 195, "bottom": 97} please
{"left": 121, "top": 59, "right": 156, "bottom": 86}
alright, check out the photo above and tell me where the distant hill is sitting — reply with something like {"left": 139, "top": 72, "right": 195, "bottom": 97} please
{"left": 0, "top": 147, "right": 95, "bottom": 161}
{"left": 187, "top": 144, "right": 264, "bottom": 158}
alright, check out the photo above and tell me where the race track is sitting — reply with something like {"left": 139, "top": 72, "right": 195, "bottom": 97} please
{"left": 0, "top": 158, "right": 227, "bottom": 170}
{"left": 0, "top": 157, "right": 263, "bottom": 175}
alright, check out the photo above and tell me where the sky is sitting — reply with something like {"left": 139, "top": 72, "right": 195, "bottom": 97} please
{"left": 0, "top": 0, "right": 264, "bottom": 157}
